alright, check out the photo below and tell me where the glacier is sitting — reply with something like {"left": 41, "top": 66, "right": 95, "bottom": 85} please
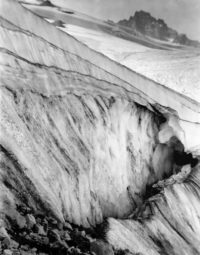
{"left": 0, "top": 0, "right": 200, "bottom": 254}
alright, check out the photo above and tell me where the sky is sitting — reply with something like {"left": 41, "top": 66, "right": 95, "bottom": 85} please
{"left": 50, "top": 0, "right": 200, "bottom": 41}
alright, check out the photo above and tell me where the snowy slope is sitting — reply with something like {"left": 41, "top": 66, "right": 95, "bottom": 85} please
{"left": 22, "top": 2, "right": 200, "bottom": 104}
{"left": 62, "top": 25, "right": 200, "bottom": 104}
{"left": 0, "top": 0, "right": 200, "bottom": 254}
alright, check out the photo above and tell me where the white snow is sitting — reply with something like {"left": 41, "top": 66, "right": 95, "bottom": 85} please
{"left": 62, "top": 24, "right": 200, "bottom": 103}
{"left": 60, "top": 24, "right": 149, "bottom": 61}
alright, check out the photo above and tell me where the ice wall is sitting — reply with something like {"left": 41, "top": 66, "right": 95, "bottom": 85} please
{"left": 0, "top": 73, "right": 160, "bottom": 225}
{"left": 0, "top": 40, "right": 161, "bottom": 227}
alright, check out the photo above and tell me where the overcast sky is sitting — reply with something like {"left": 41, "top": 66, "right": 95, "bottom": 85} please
{"left": 51, "top": 0, "right": 200, "bottom": 41}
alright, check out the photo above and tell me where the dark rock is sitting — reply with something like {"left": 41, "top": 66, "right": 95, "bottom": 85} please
{"left": 85, "top": 234, "right": 94, "bottom": 243}
{"left": 50, "top": 239, "right": 69, "bottom": 250}
{"left": 12, "top": 251, "right": 20, "bottom": 255}
{"left": 74, "top": 247, "right": 81, "bottom": 254}
{"left": 26, "top": 214, "right": 36, "bottom": 229}
{"left": 27, "top": 232, "right": 49, "bottom": 246}
{"left": 63, "top": 222, "right": 73, "bottom": 231}
{"left": 24, "top": 233, "right": 49, "bottom": 247}
{"left": 68, "top": 246, "right": 82, "bottom": 254}
{"left": 48, "top": 229, "right": 60, "bottom": 242}
{"left": 16, "top": 214, "right": 26, "bottom": 229}
{"left": 35, "top": 213, "right": 45, "bottom": 225}
{"left": 50, "top": 219, "right": 58, "bottom": 228}
{"left": 36, "top": 217, "right": 42, "bottom": 225}
{"left": 19, "top": 231, "right": 27, "bottom": 237}
{"left": 10, "top": 239, "right": 19, "bottom": 249}
{"left": 90, "top": 240, "right": 114, "bottom": 255}
{"left": 59, "top": 239, "right": 69, "bottom": 249}
{"left": 37, "top": 224, "right": 47, "bottom": 236}
{"left": 2, "top": 237, "right": 11, "bottom": 249}
{"left": 40, "top": 0, "right": 55, "bottom": 7}
{"left": 20, "top": 251, "right": 31, "bottom": 255}
{"left": 42, "top": 219, "right": 48, "bottom": 232}
{"left": 81, "top": 230, "right": 86, "bottom": 237}
{"left": 32, "top": 224, "right": 40, "bottom": 233}
{"left": 3, "top": 249, "right": 12, "bottom": 255}
{"left": 31, "top": 247, "right": 37, "bottom": 254}
{"left": 62, "top": 231, "right": 71, "bottom": 241}
{"left": 7, "top": 209, "right": 26, "bottom": 230}
{"left": 35, "top": 212, "right": 45, "bottom": 220}
{"left": 17, "top": 204, "right": 30, "bottom": 215}
{"left": 31, "top": 247, "right": 37, "bottom": 251}
{"left": 57, "top": 222, "right": 63, "bottom": 231}
{"left": 0, "top": 225, "right": 9, "bottom": 240}
{"left": 20, "top": 244, "right": 29, "bottom": 251}
{"left": 41, "top": 236, "right": 49, "bottom": 246}
{"left": 52, "top": 20, "right": 65, "bottom": 28}
{"left": 74, "top": 228, "right": 80, "bottom": 236}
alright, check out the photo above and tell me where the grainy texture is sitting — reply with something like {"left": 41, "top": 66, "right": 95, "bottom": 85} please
{"left": 0, "top": 0, "right": 200, "bottom": 254}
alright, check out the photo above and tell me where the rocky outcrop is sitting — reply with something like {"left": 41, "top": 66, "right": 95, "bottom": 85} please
{"left": 0, "top": 203, "right": 101, "bottom": 255}
{"left": 118, "top": 11, "right": 200, "bottom": 47}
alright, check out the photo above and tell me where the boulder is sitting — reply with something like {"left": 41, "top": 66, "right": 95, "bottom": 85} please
{"left": 90, "top": 240, "right": 114, "bottom": 255}
{"left": 48, "top": 229, "right": 61, "bottom": 242}
{"left": 42, "top": 219, "right": 48, "bottom": 232}
{"left": 12, "top": 251, "right": 20, "bottom": 255}
{"left": 81, "top": 230, "right": 86, "bottom": 237}
{"left": 28, "top": 233, "right": 49, "bottom": 246}
{"left": 16, "top": 214, "right": 26, "bottom": 229}
{"left": 10, "top": 239, "right": 19, "bottom": 249}
{"left": 3, "top": 250, "right": 12, "bottom": 255}
{"left": 20, "top": 244, "right": 29, "bottom": 251}
{"left": 48, "top": 217, "right": 57, "bottom": 226}
{"left": 37, "top": 225, "right": 47, "bottom": 236}
{"left": 62, "top": 231, "right": 71, "bottom": 241}
{"left": 63, "top": 222, "right": 73, "bottom": 231}
{"left": 57, "top": 222, "right": 63, "bottom": 231}
{"left": 26, "top": 214, "right": 36, "bottom": 229}
{"left": 30, "top": 247, "right": 37, "bottom": 255}
{"left": 20, "top": 251, "right": 31, "bottom": 255}
{"left": 32, "top": 224, "right": 40, "bottom": 233}
{"left": 0, "top": 226, "right": 9, "bottom": 240}
{"left": 17, "top": 205, "right": 31, "bottom": 215}
{"left": 36, "top": 217, "right": 42, "bottom": 225}
{"left": 2, "top": 237, "right": 11, "bottom": 249}
{"left": 7, "top": 209, "right": 26, "bottom": 230}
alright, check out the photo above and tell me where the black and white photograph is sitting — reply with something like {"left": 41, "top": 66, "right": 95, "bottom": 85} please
{"left": 0, "top": 0, "right": 200, "bottom": 254}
